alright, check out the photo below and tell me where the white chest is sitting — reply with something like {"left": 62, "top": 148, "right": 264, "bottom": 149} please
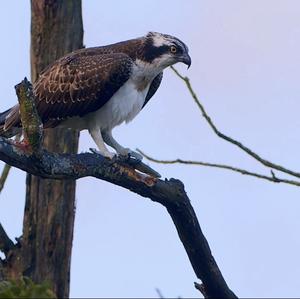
{"left": 87, "top": 79, "right": 150, "bottom": 131}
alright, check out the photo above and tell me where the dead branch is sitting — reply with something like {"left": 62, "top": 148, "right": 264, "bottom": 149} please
{"left": 15, "top": 78, "right": 43, "bottom": 153}
{"left": 170, "top": 66, "right": 300, "bottom": 180}
{"left": 0, "top": 138, "right": 236, "bottom": 297}
{"left": 0, "top": 164, "right": 11, "bottom": 194}
{"left": 155, "top": 288, "right": 165, "bottom": 298}
{"left": 0, "top": 135, "right": 21, "bottom": 194}
{"left": 137, "top": 150, "right": 300, "bottom": 187}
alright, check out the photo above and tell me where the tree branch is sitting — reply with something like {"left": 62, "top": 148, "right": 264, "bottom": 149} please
{"left": 195, "top": 282, "right": 208, "bottom": 297}
{"left": 137, "top": 149, "right": 300, "bottom": 187}
{"left": 170, "top": 66, "right": 300, "bottom": 179}
{"left": 0, "top": 164, "right": 11, "bottom": 194}
{"left": 0, "top": 137, "right": 236, "bottom": 297}
{"left": 0, "top": 223, "right": 14, "bottom": 256}
{"left": 155, "top": 288, "right": 165, "bottom": 298}
{"left": 0, "top": 79, "right": 237, "bottom": 298}
{"left": 15, "top": 78, "right": 42, "bottom": 153}
{"left": 0, "top": 135, "right": 21, "bottom": 195}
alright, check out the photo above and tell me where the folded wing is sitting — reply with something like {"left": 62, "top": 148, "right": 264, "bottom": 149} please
{"left": 35, "top": 52, "right": 133, "bottom": 127}
{"left": 3, "top": 52, "right": 134, "bottom": 131}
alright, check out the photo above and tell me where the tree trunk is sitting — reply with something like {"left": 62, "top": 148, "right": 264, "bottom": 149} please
{"left": 5, "top": 1, "right": 83, "bottom": 297}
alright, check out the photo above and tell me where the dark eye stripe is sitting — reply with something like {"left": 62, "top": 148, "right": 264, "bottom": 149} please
{"left": 142, "top": 44, "right": 169, "bottom": 62}
{"left": 141, "top": 34, "right": 188, "bottom": 63}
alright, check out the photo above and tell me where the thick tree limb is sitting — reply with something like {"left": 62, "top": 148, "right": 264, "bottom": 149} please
{"left": 0, "top": 136, "right": 236, "bottom": 298}
{"left": 170, "top": 66, "right": 300, "bottom": 180}
{"left": 137, "top": 150, "right": 300, "bottom": 187}
{"left": 0, "top": 79, "right": 237, "bottom": 298}
{"left": 0, "top": 223, "right": 14, "bottom": 256}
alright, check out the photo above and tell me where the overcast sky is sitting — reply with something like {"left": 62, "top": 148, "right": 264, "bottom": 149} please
{"left": 1, "top": 1, "right": 300, "bottom": 298}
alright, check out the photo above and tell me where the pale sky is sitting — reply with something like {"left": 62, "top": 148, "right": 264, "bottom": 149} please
{"left": 1, "top": 1, "right": 300, "bottom": 298}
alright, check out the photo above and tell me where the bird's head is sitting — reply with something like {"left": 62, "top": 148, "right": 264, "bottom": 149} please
{"left": 140, "top": 32, "right": 191, "bottom": 70}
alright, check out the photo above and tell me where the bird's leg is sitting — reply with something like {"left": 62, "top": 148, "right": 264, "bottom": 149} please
{"left": 102, "top": 130, "right": 143, "bottom": 161}
{"left": 89, "top": 129, "right": 115, "bottom": 159}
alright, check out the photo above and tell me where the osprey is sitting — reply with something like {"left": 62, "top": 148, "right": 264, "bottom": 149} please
{"left": 0, "top": 32, "right": 191, "bottom": 160}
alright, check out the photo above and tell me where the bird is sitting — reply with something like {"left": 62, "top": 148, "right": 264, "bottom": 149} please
{"left": 0, "top": 32, "right": 191, "bottom": 160}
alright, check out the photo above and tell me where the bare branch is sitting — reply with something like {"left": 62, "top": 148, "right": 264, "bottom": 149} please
{"left": 137, "top": 149, "right": 300, "bottom": 187}
{"left": 155, "top": 288, "right": 165, "bottom": 298}
{"left": 0, "top": 137, "right": 236, "bottom": 297}
{"left": 0, "top": 164, "right": 11, "bottom": 194}
{"left": 171, "top": 66, "right": 300, "bottom": 179}
{"left": 0, "top": 223, "right": 14, "bottom": 255}
{"left": 0, "top": 135, "right": 21, "bottom": 194}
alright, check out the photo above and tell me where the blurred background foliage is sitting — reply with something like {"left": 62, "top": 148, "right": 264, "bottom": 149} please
{"left": 0, "top": 277, "right": 56, "bottom": 299}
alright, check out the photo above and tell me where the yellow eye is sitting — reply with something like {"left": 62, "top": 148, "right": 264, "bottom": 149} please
{"left": 170, "top": 46, "right": 177, "bottom": 53}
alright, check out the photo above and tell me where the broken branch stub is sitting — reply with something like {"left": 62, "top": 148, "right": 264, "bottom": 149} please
{"left": 14, "top": 78, "right": 43, "bottom": 153}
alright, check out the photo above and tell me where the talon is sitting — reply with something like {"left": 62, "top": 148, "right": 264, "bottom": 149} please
{"left": 89, "top": 148, "right": 116, "bottom": 160}
{"left": 128, "top": 151, "right": 143, "bottom": 162}
{"left": 109, "top": 154, "right": 118, "bottom": 164}
{"left": 89, "top": 148, "right": 99, "bottom": 155}
{"left": 118, "top": 148, "right": 143, "bottom": 162}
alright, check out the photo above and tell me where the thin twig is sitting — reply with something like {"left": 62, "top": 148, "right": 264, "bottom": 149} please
{"left": 0, "top": 135, "right": 20, "bottom": 194}
{"left": 155, "top": 288, "right": 164, "bottom": 299}
{"left": 137, "top": 149, "right": 300, "bottom": 187}
{"left": 0, "top": 164, "right": 11, "bottom": 194}
{"left": 170, "top": 66, "right": 300, "bottom": 179}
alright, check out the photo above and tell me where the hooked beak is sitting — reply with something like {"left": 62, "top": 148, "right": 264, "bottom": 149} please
{"left": 180, "top": 53, "right": 192, "bottom": 69}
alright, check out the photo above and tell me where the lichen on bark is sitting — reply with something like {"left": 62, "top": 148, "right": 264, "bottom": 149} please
{"left": 15, "top": 78, "right": 43, "bottom": 153}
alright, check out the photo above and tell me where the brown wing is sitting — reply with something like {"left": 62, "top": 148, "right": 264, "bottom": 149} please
{"left": 142, "top": 72, "right": 163, "bottom": 108}
{"left": 34, "top": 52, "right": 133, "bottom": 126}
